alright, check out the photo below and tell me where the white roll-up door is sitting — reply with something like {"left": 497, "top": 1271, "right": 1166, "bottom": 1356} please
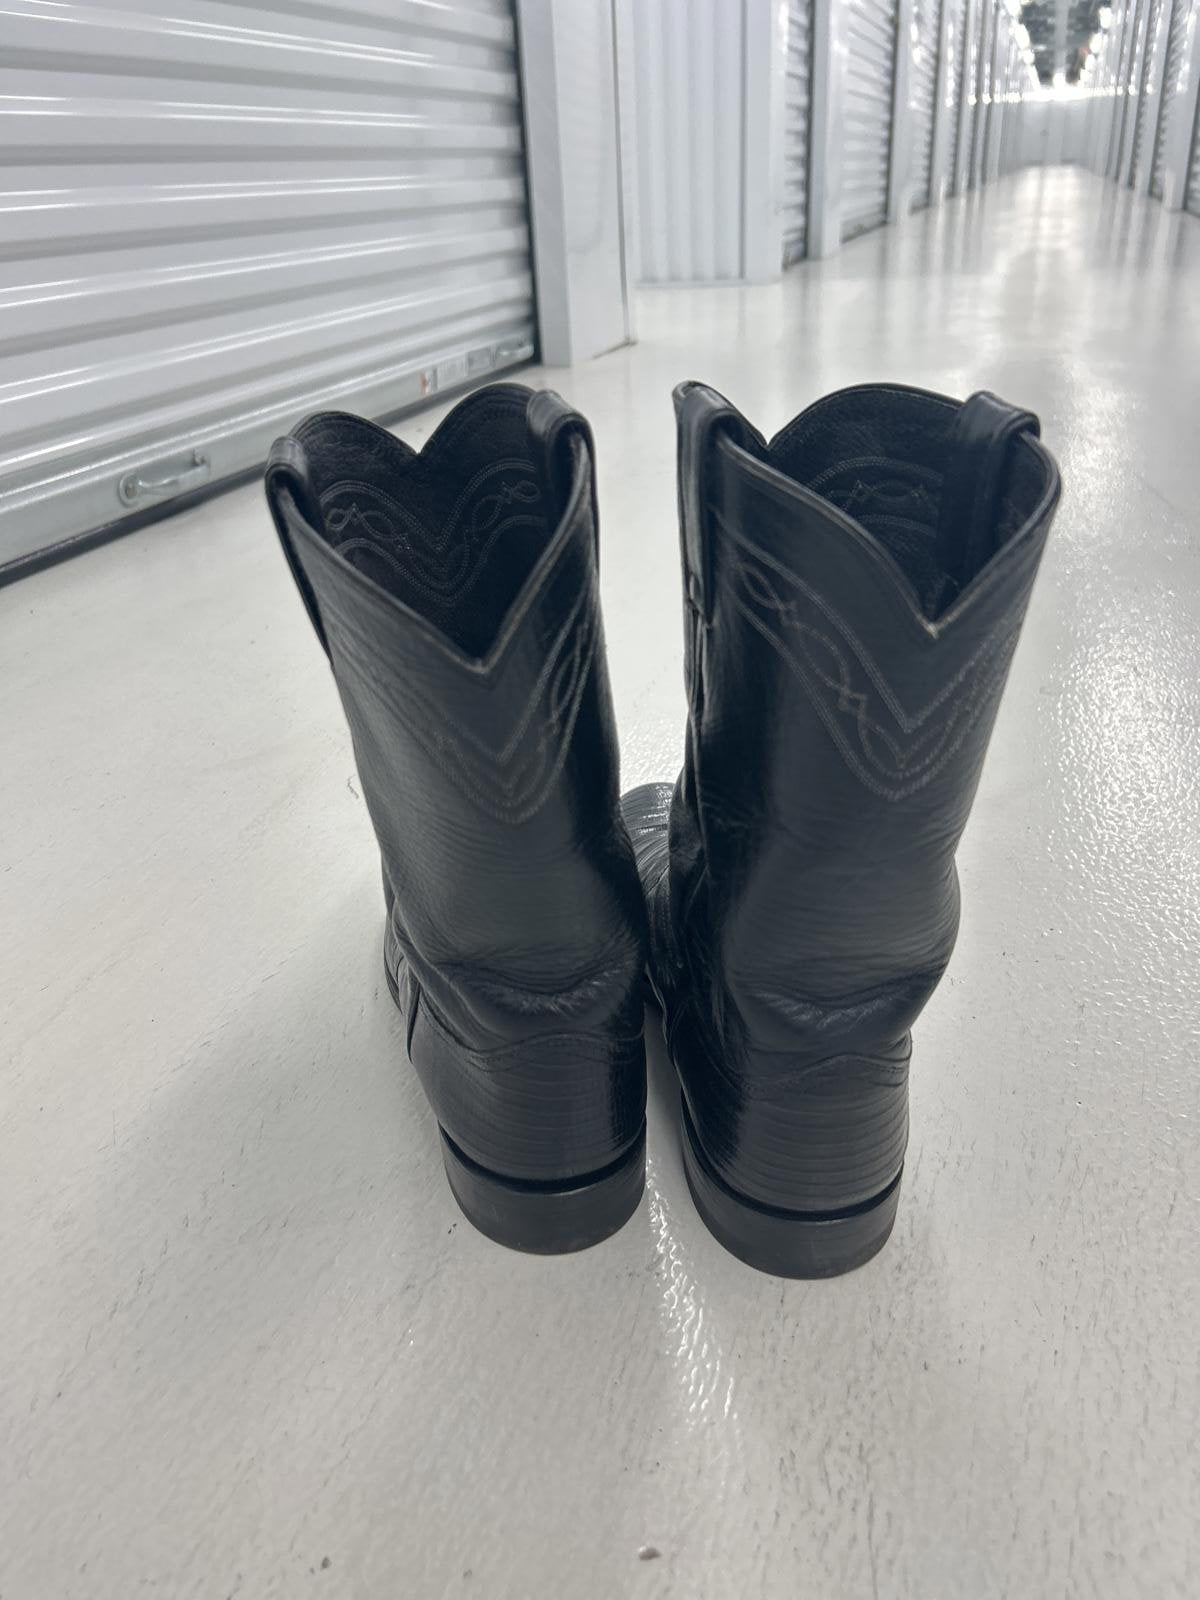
{"left": 1099, "top": 0, "right": 1131, "bottom": 175}
{"left": 983, "top": 21, "right": 1004, "bottom": 183}
{"left": 1005, "top": 47, "right": 1025, "bottom": 174}
{"left": 842, "top": 0, "right": 899, "bottom": 237}
{"left": 1188, "top": 105, "right": 1200, "bottom": 215}
{"left": 1111, "top": 0, "right": 1145, "bottom": 177}
{"left": 1119, "top": 0, "right": 1153, "bottom": 180}
{"left": 970, "top": 0, "right": 993, "bottom": 188}
{"left": 1151, "top": 0, "right": 1190, "bottom": 195}
{"left": 1130, "top": 0, "right": 1164, "bottom": 183}
{"left": 960, "top": 0, "right": 979, "bottom": 190}
{"left": 910, "top": 0, "right": 941, "bottom": 207}
{"left": 941, "top": 0, "right": 965, "bottom": 193}
{"left": 998, "top": 41, "right": 1017, "bottom": 175}
{"left": 782, "top": 0, "right": 815, "bottom": 263}
{"left": 0, "top": 0, "right": 535, "bottom": 575}
{"left": 1102, "top": 0, "right": 1128, "bottom": 176}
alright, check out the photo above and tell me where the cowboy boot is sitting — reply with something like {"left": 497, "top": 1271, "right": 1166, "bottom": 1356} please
{"left": 623, "top": 382, "right": 1061, "bottom": 1276}
{"left": 265, "top": 383, "right": 648, "bottom": 1253}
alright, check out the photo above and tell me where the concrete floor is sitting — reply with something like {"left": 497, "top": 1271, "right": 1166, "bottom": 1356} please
{"left": 3, "top": 166, "right": 1199, "bottom": 1599}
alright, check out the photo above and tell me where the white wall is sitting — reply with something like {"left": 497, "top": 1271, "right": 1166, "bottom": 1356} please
{"left": 1020, "top": 97, "right": 1093, "bottom": 166}
{"left": 621, "top": 0, "right": 751, "bottom": 283}
{"left": 517, "top": 0, "right": 634, "bottom": 363}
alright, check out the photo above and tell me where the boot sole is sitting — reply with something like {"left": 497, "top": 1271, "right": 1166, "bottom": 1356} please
{"left": 440, "top": 1123, "right": 645, "bottom": 1254}
{"left": 680, "top": 1099, "right": 901, "bottom": 1278}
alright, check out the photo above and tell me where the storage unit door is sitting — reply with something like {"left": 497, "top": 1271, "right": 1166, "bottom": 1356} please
{"left": 1094, "top": 12, "right": 1126, "bottom": 174}
{"left": 782, "top": 0, "right": 815, "bottom": 263}
{"left": 1151, "top": 0, "right": 1189, "bottom": 196}
{"left": 1119, "top": 0, "right": 1153, "bottom": 180}
{"left": 1111, "top": 0, "right": 1145, "bottom": 177}
{"left": 983, "top": 7, "right": 1007, "bottom": 182}
{"left": 970, "top": 0, "right": 993, "bottom": 188}
{"left": 998, "top": 44, "right": 1017, "bottom": 174}
{"left": 842, "top": 0, "right": 899, "bottom": 237}
{"left": 910, "top": 0, "right": 941, "bottom": 206}
{"left": 0, "top": 0, "right": 536, "bottom": 574}
{"left": 942, "top": 0, "right": 965, "bottom": 193}
{"left": 1188, "top": 98, "right": 1200, "bottom": 214}
{"left": 950, "top": 0, "right": 971, "bottom": 191}
{"left": 1129, "top": 0, "right": 1163, "bottom": 184}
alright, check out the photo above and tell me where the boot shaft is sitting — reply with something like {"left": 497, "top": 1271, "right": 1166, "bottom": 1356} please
{"left": 672, "top": 382, "right": 1060, "bottom": 1024}
{"left": 265, "top": 386, "right": 648, "bottom": 1198}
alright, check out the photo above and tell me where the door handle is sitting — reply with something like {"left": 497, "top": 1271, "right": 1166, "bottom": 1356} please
{"left": 119, "top": 449, "right": 212, "bottom": 508}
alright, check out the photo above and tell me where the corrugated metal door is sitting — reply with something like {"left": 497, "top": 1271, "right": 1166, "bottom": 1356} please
{"left": 970, "top": 0, "right": 993, "bottom": 189}
{"left": 950, "top": 0, "right": 972, "bottom": 192}
{"left": 983, "top": 4, "right": 1005, "bottom": 182}
{"left": 942, "top": 0, "right": 965, "bottom": 193}
{"left": 1094, "top": 7, "right": 1126, "bottom": 173}
{"left": 1188, "top": 101, "right": 1200, "bottom": 214}
{"left": 0, "top": 0, "right": 535, "bottom": 573}
{"left": 910, "top": 0, "right": 941, "bottom": 207}
{"left": 1098, "top": 0, "right": 1130, "bottom": 174}
{"left": 1119, "top": 0, "right": 1153, "bottom": 180}
{"left": 782, "top": 0, "right": 814, "bottom": 263}
{"left": 1099, "top": 16, "right": 1129, "bottom": 172}
{"left": 1006, "top": 46, "right": 1025, "bottom": 174}
{"left": 1151, "top": 0, "right": 1189, "bottom": 195}
{"left": 998, "top": 39, "right": 1017, "bottom": 175}
{"left": 842, "top": 0, "right": 898, "bottom": 237}
{"left": 1111, "top": 0, "right": 1145, "bottom": 177}
{"left": 1130, "top": 0, "right": 1164, "bottom": 183}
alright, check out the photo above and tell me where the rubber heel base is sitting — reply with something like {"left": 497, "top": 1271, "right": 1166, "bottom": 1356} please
{"left": 440, "top": 1123, "right": 645, "bottom": 1255}
{"left": 680, "top": 1102, "right": 901, "bottom": 1278}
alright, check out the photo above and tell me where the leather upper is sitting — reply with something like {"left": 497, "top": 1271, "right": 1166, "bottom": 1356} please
{"left": 265, "top": 384, "right": 648, "bottom": 1182}
{"left": 625, "top": 381, "right": 1061, "bottom": 1210}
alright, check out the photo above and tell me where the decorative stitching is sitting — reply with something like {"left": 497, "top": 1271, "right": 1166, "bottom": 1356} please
{"left": 339, "top": 575, "right": 599, "bottom": 825}
{"left": 834, "top": 478, "right": 940, "bottom": 527}
{"left": 321, "top": 459, "right": 543, "bottom": 608}
{"left": 725, "top": 526, "right": 1024, "bottom": 801}
{"left": 809, "top": 453, "right": 939, "bottom": 499}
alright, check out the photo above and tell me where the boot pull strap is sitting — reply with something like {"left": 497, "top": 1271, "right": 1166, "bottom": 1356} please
{"left": 936, "top": 390, "right": 1040, "bottom": 591}
{"left": 526, "top": 389, "right": 599, "bottom": 566}
{"left": 673, "top": 381, "right": 764, "bottom": 624}
{"left": 265, "top": 436, "right": 331, "bottom": 658}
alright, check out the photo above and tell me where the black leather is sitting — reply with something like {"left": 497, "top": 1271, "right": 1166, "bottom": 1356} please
{"left": 935, "top": 390, "right": 1040, "bottom": 593}
{"left": 265, "top": 383, "right": 648, "bottom": 1202}
{"left": 623, "top": 381, "right": 1061, "bottom": 1229}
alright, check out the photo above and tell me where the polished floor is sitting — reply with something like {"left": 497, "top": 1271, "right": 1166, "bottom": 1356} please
{"left": 3, "top": 167, "right": 1198, "bottom": 1600}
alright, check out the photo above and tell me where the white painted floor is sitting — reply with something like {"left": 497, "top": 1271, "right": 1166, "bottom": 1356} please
{"left": 3, "top": 167, "right": 1199, "bottom": 1600}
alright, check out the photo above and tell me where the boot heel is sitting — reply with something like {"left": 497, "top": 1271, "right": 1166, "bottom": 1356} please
{"left": 439, "top": 1123, "right": 645, "bottom": 1255}
{"left": 680, "top": 1100, "right": 901, "bottom": 1278}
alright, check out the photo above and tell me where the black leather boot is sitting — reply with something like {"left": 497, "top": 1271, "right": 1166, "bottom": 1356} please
{"left": 623, "top": 382, "right": 1061, "bottom": 1277}
{"left": 265, "top": 383, "right": 648, "bottom": 1253}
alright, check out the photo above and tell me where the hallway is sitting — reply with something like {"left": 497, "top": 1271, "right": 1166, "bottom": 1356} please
{"left": 2, "top": 167, "right": 1198, "bottom": 1599}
